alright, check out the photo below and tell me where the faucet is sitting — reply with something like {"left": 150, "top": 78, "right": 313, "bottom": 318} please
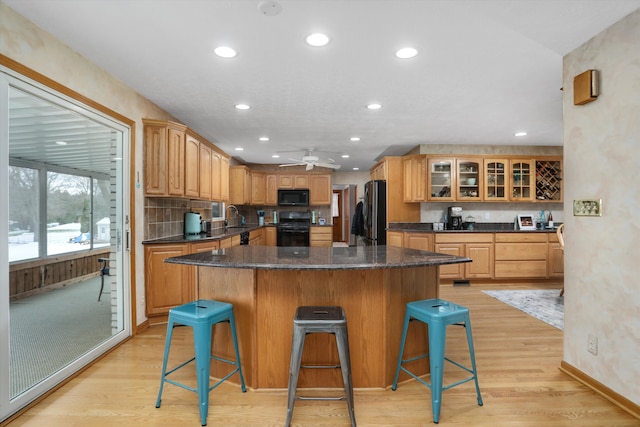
{"left": 225, "top": 205, "right": 239, "bottom": 228}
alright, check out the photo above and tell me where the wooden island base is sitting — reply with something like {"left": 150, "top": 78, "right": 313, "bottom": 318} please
{"left": 198, "top": 266, "right": 439, "bottom": 389}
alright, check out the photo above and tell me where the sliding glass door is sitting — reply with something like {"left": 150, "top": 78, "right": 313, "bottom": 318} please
{"left": 0, "top": 70, "right": 131, "bottom": 420}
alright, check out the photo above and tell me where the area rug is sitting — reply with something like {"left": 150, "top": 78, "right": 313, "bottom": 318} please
{"left": 482, "top": 289, "right": 564, "bottom": 330}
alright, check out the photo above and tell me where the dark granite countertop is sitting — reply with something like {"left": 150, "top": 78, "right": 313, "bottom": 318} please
{"left": 142, "top": 225, "right": 262, "bottom": 245}
{"left": 388, "top": 222, "right": 560, "bottom": 233}
{"left": 165, "top": 245, "right": 471, "bottom": 271}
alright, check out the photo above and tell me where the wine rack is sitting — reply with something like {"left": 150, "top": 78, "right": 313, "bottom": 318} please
{"left": 535, "top": 160, "right": 562, "bottom": 201}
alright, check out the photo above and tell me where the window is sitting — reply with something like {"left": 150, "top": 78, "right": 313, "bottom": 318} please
{"left": 8, "top": 165, "right": 40, "bottom": 262}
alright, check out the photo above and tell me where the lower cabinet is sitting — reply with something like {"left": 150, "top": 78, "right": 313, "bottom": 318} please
{"left": 310, "top": 226, "right": 333, "bottom": 247}
{"left": 494, "top": 233, "right": 547, "bottom": 279}
{"left": 265, "top": 226, "right": 277, "bottom": 246}
{"left": 249, "top": 228, "right": 264, "bottom": 245}
{"left": 434, "top": 233, "right": 494, "bottom": 280}
{"left": 387, "top": 231, "right": 404, "bottom": 247}
{"left": 144, "top": 244, "right": 193, "bottom": 318}
{"left": 548, "top": 232, "right": 564, "bottom": 278}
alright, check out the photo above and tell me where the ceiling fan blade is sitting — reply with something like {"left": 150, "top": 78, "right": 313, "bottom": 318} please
{"left": 279, "top": 162, "right": 306, "bottom": 167}
{"left": 316, "top": 162, "right": 341, "bottom": 169}
{"left": 305, "top": 162, "right": 314, "bottom": 171}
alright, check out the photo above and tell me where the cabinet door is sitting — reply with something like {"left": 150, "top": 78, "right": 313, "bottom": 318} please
{"left": 265, "top": 174, "right": 278, "bottom": 205}
{"left": 144, "top": 244, "right": 192, "bottom": 317}
{"left": 310, "top": 226, "right": 333, "bottom": 247}
{"left": 167, "top": 127, "right": 186, "bottom": 197}
{"left": 405, "top": 233, "right": 433, "bottom": 252}
{"left": 184, "top": 134, "right": 200, "bottom": 198}
{"left": 427, "top": 158, "right": 455, "bottom": 201}
{"left": 310, "top": 174, "right": 332, "bottom": 205}
{"left": 548, "top": 242, "right": 564, "bottom": 277}
{"left": 199, "top": 143, "right": 212, "bottom": 200}
{"left": 229, "top": 166, "right": 251, "bottom": 204}
{"left": 144, "top": 125, "right": 168, "bottom": 195}
{"left": 483, "top": 159, "right": 508, "bottom": 202}
{"left": 509, "top": 160, "right": 534, "bottom": 201}
{"left": 294, "top": 174, "right": 309, "bottom": 188}
{"left": 251, "top": 172, "right": 266, "bottom": 205}
{"left": 465, "top": 243, "right": 494, "bottom": 278}
{"left": 434, "top": 244, "right": 464, "bottom": 279}
{"left": 278, "top": 174, "right": 294, "bottom": 189}
{"left": 403, "top": 156, "right": 426, "bottom": 202}
{"left": 211, "top": 151, "right": 221, "bottom": 201}
{"left": 387, "top": 231, "right": 404, "bottom": 248}
{"left": 456, "top": 159, "right": 482, "bottom": 201}
{"left": 220, "top": 156, "right": 229, "bottom": 201}
{"left": 265, "top": 226, "right": 277, "bottom": 246}
{"left": 535, "top": 159, "right": 563, "bottom": 202}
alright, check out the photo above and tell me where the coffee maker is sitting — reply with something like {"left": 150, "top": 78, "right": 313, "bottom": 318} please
{"left": 447, "top": 206, "right": 463, "bottom": 230}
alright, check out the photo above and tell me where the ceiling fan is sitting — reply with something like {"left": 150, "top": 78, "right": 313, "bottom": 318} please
{"left": 279, "top": 150, "right": 341, "bottom": 171}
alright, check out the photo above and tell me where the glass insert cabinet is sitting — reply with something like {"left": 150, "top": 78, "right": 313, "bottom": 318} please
{"left": 456, "top": 159, "right": 482, "bottom": 200}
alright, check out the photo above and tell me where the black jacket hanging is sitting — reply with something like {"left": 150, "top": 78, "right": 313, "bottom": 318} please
{"left": 351, "top": 201, "right": 364, "bottom": 236}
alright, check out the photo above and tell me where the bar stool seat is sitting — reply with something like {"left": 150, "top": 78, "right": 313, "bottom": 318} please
{"left": 286, "top": 306, "right": 356, "bottom": 427}
{"left": 392, "top": 298, "right": 482, "bottom": 424}
{"left": 156, "top": 299, "right": 246, "bottom": 426}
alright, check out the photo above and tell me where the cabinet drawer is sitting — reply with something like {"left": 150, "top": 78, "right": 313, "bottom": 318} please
{"left": 495, "top": 233, "right": 547, "bottom": 243}
{"left": 495, "top": 261, "right": 547, "bottom": 278}
{"left": 435, "top": 233, "right": 493, "bottom": 244}
{"left": 495, "top": 242, "right": 547, "bottom": 260}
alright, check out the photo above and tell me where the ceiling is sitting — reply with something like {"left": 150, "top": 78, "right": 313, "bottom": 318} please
{"left": 5, "top": 0, "right": 640, "bottom": 172}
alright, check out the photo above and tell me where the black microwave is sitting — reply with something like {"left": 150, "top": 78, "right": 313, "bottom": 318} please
{"left": 278, "top": 189, "right": 309, "bottom": 206}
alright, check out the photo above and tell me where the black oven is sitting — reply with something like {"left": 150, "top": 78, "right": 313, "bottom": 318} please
{"left": 277, "top": 211, "right": 311, "bottom": 247}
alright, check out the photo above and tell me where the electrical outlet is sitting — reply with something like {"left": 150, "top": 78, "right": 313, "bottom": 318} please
{"left": 573, "top": 199, "right": 602, "bottom": 216}
{"left": 484, "top": 212, "right": 490, "bottom": 220}
{"left": 588, "top": 334, "right": 598, "bottom": 355}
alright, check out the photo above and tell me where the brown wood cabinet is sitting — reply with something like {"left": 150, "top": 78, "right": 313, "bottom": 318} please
{"left": 309, "top": 174, "right": 332, "bottom": 205}
{"left": 144, "top": 244, "right": 193, "bottom": 318}
{"left": 278, "top": 174, "right": 309, "bottom": 189}
{"left": 387, "top": 231, "right": 404, "bottom": 247}
{"left": 548, "top": 232, "right": 564, "bottom": 277}
{"left": 403, "top": 155, "right": 427, "bottom": 202}
{"left": 184, "top": 133, "right": 200, "bottom": 198}
{"left": 251, "top": 172, "right": 266, "bottom": 205}
{"left": 370, "top": 157, "right": 420, "bottom": 224}
{"left": 249, "top": 228, "right": 264, "bottom": 245}
{"left": 483, "top": 158, "right": 508, "bottom": 202}
{"left": 495, "top": 233, "right": 548, "bottom": 278}
{"left": 404, "top": 232, "right": 434, "bottom": 252}
{"left": 435, "top": 233, "right": 493, "bottom": 280}
{"left": 310, "top": 226, "right": 333, "bottom": 247}
{"left": 265, "top": 174, "right": 278, "bottom": 205}
{"left": 143, "top": 120, "right": 187, "bottom": 197}
{"left": 427, "top": 158, "right": 455, "bottom": 201}
{"left": 264, "top": 226, "right": 277, "bottom": 246}
{"left": 229, "top": 165, "right": 252, "bottom": 205}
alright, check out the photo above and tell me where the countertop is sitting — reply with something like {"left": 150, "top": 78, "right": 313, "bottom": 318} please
{"left": 388, "top": 222, "right": 561, "bottom": 233}
{"left": 165, "top": 245, "right": 471, "bottom": 271}
{"left": 142, "top": 225, "right": 262, "bottom": 245}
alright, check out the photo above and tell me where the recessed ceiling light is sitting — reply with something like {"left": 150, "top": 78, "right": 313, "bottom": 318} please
{"left": 235, "top": 104, "right": 251, "bottom": 110}
{"left": 235, "top": 147, "right": 244, "bottom": 151}
{"left": 55, "top": 141, "right": 68, "bottom": 145}
{"left": 341, "top": 154, "right": 350, "bottom": 158}
{"left": 259, "top": 137, "right": 270, "bottom": 142}
{"left": 366, "top": 103, "right": 382, "bottom": 110}
{"left": 272, "top": 154, "right": 280, "bottom": 158}
{"left": 214, "top": 46, "right": 238, "bottom": 58}
{"left": 395, "top": 47, "right": 418, "bottom": 59}
{"left": 350, "top": 137, "right": 360, "bottom": 142}
{"left": 514, "top": 131, "right": 527, "bottom": 137}
{"left": 306, "top": 33, "right": 330, "bottom": 47}
{"left": 352, "top": 167, "right": 360, "bottom": 171}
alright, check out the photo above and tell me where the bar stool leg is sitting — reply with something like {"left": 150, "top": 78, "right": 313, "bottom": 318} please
{"left": 229, "top": 312, "right": 247, "bottom": 392}
{"left": 428, "top": 320, "right": 446, "bottom": 424}
{"left": 155, "top": 317, "right": 175, "bottom": 409}
{"left": 194, "top": 323, "right": 212, "bottom": 426}
{"left": 464, "top": 319, "right": 483, "bottom": 407}
{"left": 391, "top": 311, "right": 411, "bottom": 390}
{"left": 335, "top": 327, "right": 356, "bottom": 426}
{"left": 285, "top": 325, "right": 306, "bottom": 427}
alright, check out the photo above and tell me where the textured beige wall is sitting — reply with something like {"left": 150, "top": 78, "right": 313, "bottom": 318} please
{"left": 1, "top": 3, "right": 176, "bottom": 325}
{"left": 563, "top": 9, "right": 640, "bottom": 404}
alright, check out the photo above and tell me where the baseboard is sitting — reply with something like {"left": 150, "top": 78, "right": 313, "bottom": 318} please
{"left": 560, "top": 361, "right": 640, "bottom": 419}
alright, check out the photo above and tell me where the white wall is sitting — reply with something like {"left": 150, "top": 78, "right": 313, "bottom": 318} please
{"left": 563, "top": 9, "right": 640, "bottom": 404}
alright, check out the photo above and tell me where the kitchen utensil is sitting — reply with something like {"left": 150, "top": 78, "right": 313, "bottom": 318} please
{"left": 184, "top": 211, "right": 201, "bottom": 235}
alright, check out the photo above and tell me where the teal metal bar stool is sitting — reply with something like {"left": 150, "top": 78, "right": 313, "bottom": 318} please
{"left": 156, "top": 299, "right": 246, "bottom": 426}
{"left": 392, "top": 298, "right": 482, "bottom": 424}
{"left": 285, "top": 306, "right": 356, "bottom": 427}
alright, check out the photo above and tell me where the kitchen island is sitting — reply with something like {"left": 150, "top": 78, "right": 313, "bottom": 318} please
{"left": 165, "top": 245, "right": 470, "bottom": 390}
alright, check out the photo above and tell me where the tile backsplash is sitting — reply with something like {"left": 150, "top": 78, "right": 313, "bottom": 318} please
{"left": 144, "top": 198, "right": 213, "bottom": 240}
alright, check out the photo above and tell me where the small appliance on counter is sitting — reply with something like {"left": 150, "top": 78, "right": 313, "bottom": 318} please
{"left": 184, "top": 211, "right": 201, "bottom": 235}
{"left": 464, "top": 215, "right": 476, "bottom": 230}
{"left": 447, "top": 206, "right": 463, "bottom": 230}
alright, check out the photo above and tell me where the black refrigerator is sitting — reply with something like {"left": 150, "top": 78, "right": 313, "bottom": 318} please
{"left": 363, "top": 180, "right": 387, "bottom": 245}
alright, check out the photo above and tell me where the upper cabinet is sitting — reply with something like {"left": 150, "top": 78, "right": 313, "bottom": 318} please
{"left": 309, "top": 174, "right": 332, "bottom": 205}
{"left": 144, "top": 120, "right": 187, "bottom": 197}
{"left": 427, "top": 158, "right": 455, "bottom": 201}
{"left": 265, "top": 174, "right": 278, "bottom": 206}
{"left": 403, "top": 155, "right": 426, "bottom": 202}
{"left": 143, "top": 119, "right": 229, "bottom": 202}
{"left": 483, "top": 159, "right": 508, "bottom": 202}
{"left": 278, "top": 174, "right": 309, "bottom": 189}
{"left": 229, "top": 165, "right": 252, "bottom": 205}
{"left": 251, "top": 172, "right": 266, "bottom": 205}
{"left": 455, "top": 158, "right": 482, "bottom": 201}
{"left": 535, "top": 159, "right": 563, "bottom": 202}
{"left": 509, "top": 159, "right": 534, "bottom": 202}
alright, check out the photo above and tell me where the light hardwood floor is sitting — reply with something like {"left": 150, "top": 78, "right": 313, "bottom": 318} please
{"left": 4, "top": 283, "right": 639, "bottom": 426}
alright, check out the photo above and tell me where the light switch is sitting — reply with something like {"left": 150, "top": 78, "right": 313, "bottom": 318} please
{"left": 573, "top": 199, "right": 602, "bottom": 216}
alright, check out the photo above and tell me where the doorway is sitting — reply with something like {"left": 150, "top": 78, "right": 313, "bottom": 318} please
{"left": 332, "top": 184, "right": 357, "bottom": 246}
{"left": 1, "top": 70, "right": 132, "bottom": 421}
